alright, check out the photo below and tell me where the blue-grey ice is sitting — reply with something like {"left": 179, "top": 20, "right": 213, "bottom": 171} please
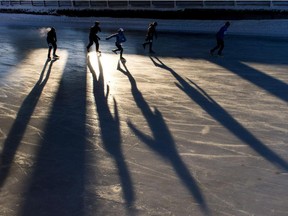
{"left": 0, "top": 13, "right": 288, "bottom": 216}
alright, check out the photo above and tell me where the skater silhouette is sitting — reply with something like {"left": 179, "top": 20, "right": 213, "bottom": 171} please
{"left": 142, "top": 21, "right": 158, "bottom": 53}
{"left": 87, "top": 21, "right": 101, "bottom": 53}
{"left": 210, "top": 21, "right": 230, "bottom": 56}
{"left": 47, "top": 27, "right": 59, "bottom": 60}
{"left": 106, "top": 28, "right": 127, "bottom": 60}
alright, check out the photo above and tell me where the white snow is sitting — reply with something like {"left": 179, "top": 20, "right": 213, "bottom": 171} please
{"left": 0, "top": 13, "right": 288, "bottom": 36}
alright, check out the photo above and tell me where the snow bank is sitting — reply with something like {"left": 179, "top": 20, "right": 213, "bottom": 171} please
{"left": 0, "top": 13, "right": 288, "bottom": 37}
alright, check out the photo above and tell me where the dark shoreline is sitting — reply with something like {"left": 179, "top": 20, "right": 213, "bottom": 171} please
{"left": 1, "top": 8, "right": 288, "bottom": 20}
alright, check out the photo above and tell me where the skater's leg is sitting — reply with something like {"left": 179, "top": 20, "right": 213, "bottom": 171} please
{"left": 48, "top": 46, "right": 52, "bottom": 58}
{"left": 87, "top": 38, "right": 93, "bottom": 51}
{"left": 120, "top": 47, "right": 124, "bottom": 58}
{"left": 210, "top": 38, "right": 221, "bottom": 54}
{"left": 113, "top": 43, "right": 123, "bottom": 55}
{"left": 210, "top": 45, "right": 218, "bottom": 54}
{"left": 143, "top": 36, "right": 152, "bottom": 50}
{"left": 149, "top": 41, "right": 154, "bottom": 53}
{"left": 117, "top": 44, "right": 124, "bottom": 58}
{"left": 87, "top": 42, "right": 93, "bottom": 50}
{"left": 95, "top": 39, "right": 100, "bottom": 52}
{"left": 142, "top": 41, "right": 150, "bottom": 49}
{"left": 217, "top": 40, "right": 224, "bottom": 55}
{"left": 52, "top": 42, "right": 57, "bottom": 56}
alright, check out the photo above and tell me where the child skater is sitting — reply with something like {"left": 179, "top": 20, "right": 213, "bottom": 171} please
{"left": 106, "top": 28, "right": 126, "bottom": 60}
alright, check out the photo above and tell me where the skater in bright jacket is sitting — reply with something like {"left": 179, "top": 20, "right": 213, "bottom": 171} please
{"left": 106, "top": 28, "right": 127, "bottom": 60}
{"left": 210, "top": 21, "right": 230, "bottom": 56}
{"left": 47, "top": 27, "right": 59, "bottom": 60}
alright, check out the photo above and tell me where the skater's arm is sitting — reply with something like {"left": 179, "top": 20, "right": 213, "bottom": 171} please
{"left": 106, "top": 33, "right": 117, "bottom": 40}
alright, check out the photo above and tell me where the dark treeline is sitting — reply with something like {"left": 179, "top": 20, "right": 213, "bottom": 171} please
{"left": 1, "top": 8, "right": 288, "bottom": 19}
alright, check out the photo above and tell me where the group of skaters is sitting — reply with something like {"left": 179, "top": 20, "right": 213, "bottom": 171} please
{"left": 46, "top": 20, "right": 230, "bottom": 60}
{"left": 85, "top": 21, "right": 158, "bottom": 60}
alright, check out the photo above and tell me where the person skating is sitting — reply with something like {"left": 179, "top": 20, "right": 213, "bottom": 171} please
{"left": 210, "top": 21, "right": 230, "bottom": 56}
{"left": 106, "top": 28, "right": 127, "bottom": 60}
{"left": 87, "top": 21, "right": 101, "bottom": 53}
{"left": 47, "top": 27, "right": 59, "bottom": 60}
{"left": 142, "top": 22, "right": 158, "bottom": 53}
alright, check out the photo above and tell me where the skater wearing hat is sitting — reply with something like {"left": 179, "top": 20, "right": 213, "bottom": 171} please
{"left": 87, "top": 21, "right": 101, "bottom": 53}
{"left": 106, "top": 28, "right": 127, "bottom": 60}
{"left": 142, "top": 21, "right": 158, "bottom": 53}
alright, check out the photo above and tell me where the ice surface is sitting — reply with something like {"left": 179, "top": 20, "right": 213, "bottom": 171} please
{"left": 0, "top": 13, "right": 287, "bottom": 216}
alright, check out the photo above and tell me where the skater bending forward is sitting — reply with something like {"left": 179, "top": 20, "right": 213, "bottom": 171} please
{"left": 47, "top": 27, "right": 59, "bottom": 60}
{"left": 210, "top": 21, "right": 230, "bottom": 56}
{"left": 106, "top": 28, "right": 126, "bottom": 59}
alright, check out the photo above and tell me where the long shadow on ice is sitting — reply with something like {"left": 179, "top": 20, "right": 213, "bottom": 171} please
{"left": 117, "top": 60, "right": 210, "bottom": 215}
{"left": 0, "top": 59, "right": 56, "bottom": 188}
{"left": 150, "top": 56, "right": 288, "bottom": 172}
{"left": 87, "top": 55, "right": 135, "bottom": 212}
{"left": 20, "top": 54, "right": 87, "bottom": 215}
{"left": 209, "top": 58, "right": 288, "bottom": 103}
{"left": 208, "top": 36, "right": 288, "bottom": 103}
{"left": 152, "top": 33, "right": 288, "bottom": 103}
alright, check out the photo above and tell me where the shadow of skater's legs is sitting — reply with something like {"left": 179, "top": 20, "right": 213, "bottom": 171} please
{"left": 88, "top": 54, "right": 135, "bottom": 211}
{"left": 118, "top": 61, "right": 210, "bottom": 215}
{"left": 0, "top": 59, "right": 56, "bottom": 188}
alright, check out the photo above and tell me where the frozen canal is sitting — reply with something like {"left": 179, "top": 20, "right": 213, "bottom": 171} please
{"left": 0, "top": 14, "right": 288, "bottom": 216}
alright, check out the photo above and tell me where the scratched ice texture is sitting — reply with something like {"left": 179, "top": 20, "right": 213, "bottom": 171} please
{"left": 0, "top": 13, "right": 288, "bottom": 216}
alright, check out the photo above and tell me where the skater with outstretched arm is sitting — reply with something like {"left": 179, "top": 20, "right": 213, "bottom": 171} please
{"left": 106, "top": 28, "right": 127, "bottom": 60}
{"left": 210, "top": 21, "right": 230, "bottom": 56}
{"left": 142, "top": 21, "right": 158, "bottom": 53}
{"left": 87, "top": 21, "right": 101, "bottom": 53}
{"left": 47, "top": 27, "right": 59, "bottom": 60}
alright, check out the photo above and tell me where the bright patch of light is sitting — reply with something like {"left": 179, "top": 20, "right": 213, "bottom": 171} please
{"left": 241, "top": 61, "right": 288, "bottom": 85}
{"left": 3, "top": 48, "right": 68, "bottom": 128}
{"left": 86, "top": 52, "right": 117, "bottom": 97}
